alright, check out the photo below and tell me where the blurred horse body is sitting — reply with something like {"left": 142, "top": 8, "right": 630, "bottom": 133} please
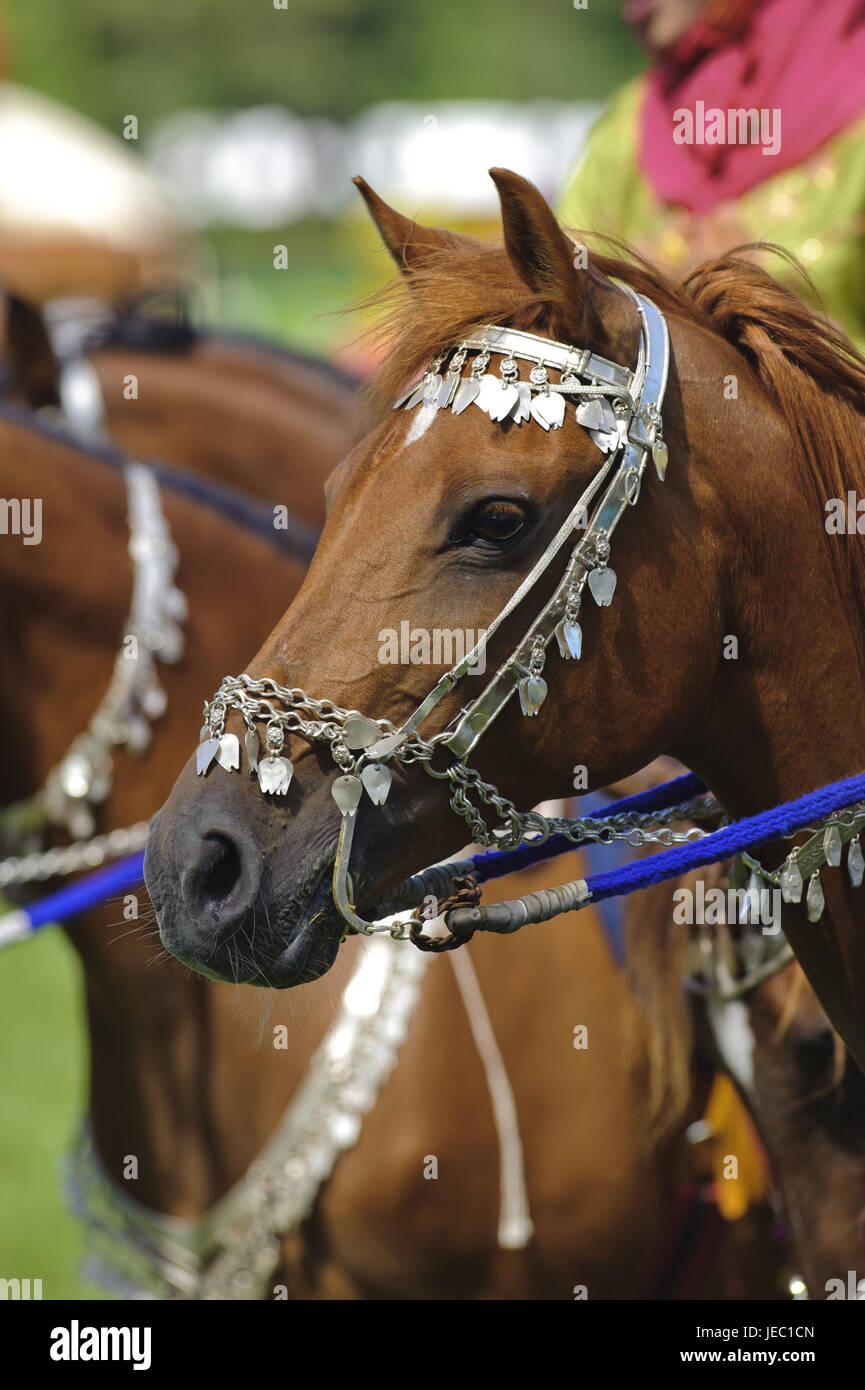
{"left": 1, "top": 407, "right": 754, "bottom": 1299}
{"left": 2, "top": 292, "right": 358, "bottom": 527}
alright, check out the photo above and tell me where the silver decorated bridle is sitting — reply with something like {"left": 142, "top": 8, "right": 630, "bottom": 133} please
{"left": 198, "top": 285, "right": 675, "bottom": 940}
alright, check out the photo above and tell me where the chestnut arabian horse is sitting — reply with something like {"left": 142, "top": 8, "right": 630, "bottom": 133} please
{"left": 2, "top": 407, "right": 759, "bottom": 1299}
{"left": 145, "top": 165, "right": 865, "bottom": 1238}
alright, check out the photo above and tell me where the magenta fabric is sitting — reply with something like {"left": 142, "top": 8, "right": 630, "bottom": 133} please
{"left": 638, "top": 0, "right": 865, "bottom": 214}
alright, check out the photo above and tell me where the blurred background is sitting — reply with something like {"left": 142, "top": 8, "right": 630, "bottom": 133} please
{"left": 0, "top": 0, "right": 643, "bottom": 1296}
{"left": 1, "top": 1, "right": 643, "bottom": 359}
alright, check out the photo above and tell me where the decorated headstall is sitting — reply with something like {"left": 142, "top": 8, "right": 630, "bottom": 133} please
{"left": 196, "top": 286, "right": 671, "bottom": 940}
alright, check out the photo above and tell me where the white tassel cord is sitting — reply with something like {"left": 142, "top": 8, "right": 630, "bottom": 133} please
{"left": 448, "top": 946, "right": 534, "bottom": 1250}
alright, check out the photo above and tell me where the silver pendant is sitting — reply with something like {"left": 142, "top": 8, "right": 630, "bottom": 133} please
{"left": 141, "top": 683, "right": 167, "bottom": 719}
{"left": 257, "top": 754, "right": 293, "bottom": 795}
{"left": 394, "top": 378, "right": 422, "bottom": 409}
{"left": 588, "top": 566, "right": 617, "bottom": 606}
{"left": 452, "top": 378, "right": 481, "bottom": 415}
{"left": 518, "top": 674, "right": 547, "bottom": 716}
{"left": 244, "top": 728, "right": 260, "bottom": 772}
{"left": 343, "top": 714, "right": 381, "bottom": 750}
{"left": 575, "top": 398, "right": 607, "bottom": 431}
{"left": 196, "top": 738, "right": 219, "bottom": 776}
{"left": 475, "top": 374, "right": 504, "bottom": 416}
{"left": 510, "top": 382, "right": 532, "bottom": 424}
{"left": 806, "top": 872, "right": 825, "bottom": 923}
{"left": 422, "top": 373, "right": 442, "bottom": 406}
{"left": 403, "top": 380, "right": 427, "bottom": 411}
{"left": 127, "top": 717, "right": 151, "bottom": 756}
{"left": 823, "top": 823, "right": 842, "bottom": 868}
{"left": 360, "top": 762, "right": 392, "bottom": 805}
{"left": 215, "top": 733, "right": 240, "bottom": 771}
{"left": 487, "top": 382, "right": 520, "bottom": 422}
{"left": 332, "top": 774, "right": 363, "bottom": 816}
{"left": 848, "top": 836, "right": 864, "bottom": 888}
{"left": 530, "top": 392, "right": 565, "bottom": 431}
{"left": 653, "top": 439, "right": 669, "bottom": 480}
{"left": 368, "top": 732, "right": 404, "bottom": 760}
{"left": 436, "top": 373, "right": 459, "bottom": 410}
{"left": 780, "top": 858, "right": 803, "bottom": 903}
{"left": 588, "top": 427, "right": 618, "bottom": 454}
{"left": 555, "top": 618, "right": 582, "bottom": 660}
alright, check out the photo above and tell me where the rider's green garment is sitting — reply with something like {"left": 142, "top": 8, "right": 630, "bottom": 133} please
{"left": 557, "top": 77, "right": 865, "bottom": 352}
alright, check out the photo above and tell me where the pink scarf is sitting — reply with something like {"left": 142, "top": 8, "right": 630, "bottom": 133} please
{"left": 639, "top": 0, "right": 865, "bottom": 215}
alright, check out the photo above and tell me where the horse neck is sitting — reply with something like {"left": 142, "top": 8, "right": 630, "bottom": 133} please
{"left": 677, "top": 414, "right": 865, "bottom": 1066}
{"left": 683, "top": 576, "right": 865, "bottom": 816}
{"left": 0, "top": 424, "right": 130, "bottom": 800}
{"left": 91, "top": 340, "right": 355, "bottom": 529}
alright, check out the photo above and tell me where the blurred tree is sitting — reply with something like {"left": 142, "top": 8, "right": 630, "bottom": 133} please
{"left": 3, "top": 0, "right": 642, "bottom": 131}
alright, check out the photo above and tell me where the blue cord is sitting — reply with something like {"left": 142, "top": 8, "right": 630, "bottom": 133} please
{"left": 19, "top": 851, "right": 146, "bottom": 931}
{"left": 4, "top": 770, "right": 865, "bottom": 945}
{"left": 584, "top": 772, "right": 865, "bottom": 902}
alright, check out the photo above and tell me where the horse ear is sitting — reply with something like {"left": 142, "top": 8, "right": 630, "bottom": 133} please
{"left": 4, "top": 293, "right": 61, "bottom": 408}
{"left": 489, "top": 167, "right": 588, "bottom": 332}
{"left": 353, "top": 176, "right": 472, "bottom": 274}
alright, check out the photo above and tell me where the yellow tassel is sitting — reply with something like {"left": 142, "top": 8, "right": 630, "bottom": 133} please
{"left": 704, "top": 1074, "right": 771, "bottom": 1221}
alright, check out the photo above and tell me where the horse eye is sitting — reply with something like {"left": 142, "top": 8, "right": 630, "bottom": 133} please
{"left": 470, "top": 500, "right": 528, "bottom": 545}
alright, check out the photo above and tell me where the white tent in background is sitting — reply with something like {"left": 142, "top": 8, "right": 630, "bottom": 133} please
{"left": 145, "top": 100, "right": 601, "bottom": 227}
{"left": 0, "top": 82, "right": 186, "bottom": 250}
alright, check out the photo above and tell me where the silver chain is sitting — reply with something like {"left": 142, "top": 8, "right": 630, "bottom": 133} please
{"left": 204, "top": 675, "right": 721, "bottom": 851}
{"left": 1, "top": 464, "right": 184, "bottom": 890}
{"left": 0, "top": 822, "right": 149, "bottom": 888}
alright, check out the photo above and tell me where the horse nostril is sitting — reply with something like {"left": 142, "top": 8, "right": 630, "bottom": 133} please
{"left": 204, "top": 833, "right": 242, "bottom": 903}
{"left": 183, "top": 830, "right": 245, "bottom": 918}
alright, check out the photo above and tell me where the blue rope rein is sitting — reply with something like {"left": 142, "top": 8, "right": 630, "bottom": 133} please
{"left": 3, "top": 771, "right": 865, "bottom": 950}
{"left": 0, "top": 852, "right": 145, "bottom": 948}
{"left": 453, "top": 770, "right": 865, "bottom": 925}
{"left": 583, "top": 771, "right": 865, "bottom": 903}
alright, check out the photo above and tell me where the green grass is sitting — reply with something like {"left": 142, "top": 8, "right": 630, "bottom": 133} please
{"left": 0, "top": 922, "right": 102, "bottom": 1298}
